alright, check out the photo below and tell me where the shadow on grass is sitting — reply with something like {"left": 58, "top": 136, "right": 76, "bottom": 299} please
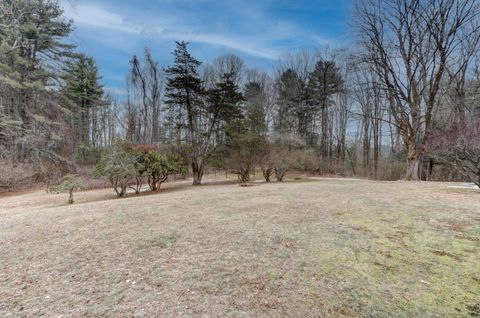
{"left": 63, "top": 178, "right": 240, "bottom": 207}
{"left": 57, "top": 176, "right": 327, "bottom": 208}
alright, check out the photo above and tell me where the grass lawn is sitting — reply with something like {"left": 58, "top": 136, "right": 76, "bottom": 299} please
{"left": 0, "top": 178, "right": 479, "bottom": 317}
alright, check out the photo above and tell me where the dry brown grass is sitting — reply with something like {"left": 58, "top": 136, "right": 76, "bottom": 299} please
{"left": 1, "top": 177, "right": 479, "bottom": 317}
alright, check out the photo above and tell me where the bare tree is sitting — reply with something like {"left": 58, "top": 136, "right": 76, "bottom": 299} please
{"left": 129, "top": 48, "right": 164, "bottom": 144}
{"left": 212, "top": 54, "right": 245, "bottom": 85}
{"left": 442, "top": 34, "right": 480, "bottom": 124}
{"left": 352, "top": 62, "right": 385, "bottom": 178}
{"left": 429, "top": 118, "right": 480, "bottom": 187}
{"left": 355, "top": 0, "right": 480, "bottom": 180}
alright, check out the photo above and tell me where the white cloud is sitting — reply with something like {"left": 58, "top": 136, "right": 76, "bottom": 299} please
{"left": 156, "top": 29, "right": 281, "bottom": 60}
{"left": 62, "top": 2, "right": 141, "bottom": 34}
{"left": 61, "top": 1, "right": 336, "bottom": 60}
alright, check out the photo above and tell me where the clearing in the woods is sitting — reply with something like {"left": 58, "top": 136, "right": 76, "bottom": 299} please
{"left": 1, "top": 178, "right": 479, "bottom": 317}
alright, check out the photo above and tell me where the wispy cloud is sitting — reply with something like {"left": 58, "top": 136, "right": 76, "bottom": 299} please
{"left": 63, "top": 2, "right": 141, "bottom": 34}
{"left": 61, "top": 1, "right": 337, "bottom": 60}
{"left": 156, "top": 30, "right": 281, "bottom": 60}
{"left": 60, "top": 0, "right": 349, "bottom": 94}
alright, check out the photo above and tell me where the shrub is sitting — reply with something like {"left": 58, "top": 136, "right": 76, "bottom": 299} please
{"left": 287, "top": 148, "right": 320, "bottom": 172}
{"left": 258, "top": 143, "right": 275, "bottom": 182}
{"left": 50, "top": 174, "right": 82, "bottom": 204}
{"left": 429, "top": 119, "right": 480, "bottom": 188}
{"left": 224, "top": 124, "right": 267, "bottom": 186}
{"left": 95, "top": 141, "right": 187, "bottom": 196}
{"left": 272, "top": 146, "right": 290, "bottom": 182}
{"left": 141, "top": 149, "right": 186, "bottom": 191}
{"left": 261, "top": 144, "right": 292, "bottom": 182}
{"left": 261, "top": 166, "right": 274, "bottom": 182}
{"left": 0, "top": 161, "right": 38, "bottom": 192}
{"left": 94, "top": 140, "right": 140, "bottom": 197}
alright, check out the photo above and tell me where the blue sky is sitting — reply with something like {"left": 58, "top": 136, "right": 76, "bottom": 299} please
{"left": 61, "top": 0, "right": 354, "bottom": 94}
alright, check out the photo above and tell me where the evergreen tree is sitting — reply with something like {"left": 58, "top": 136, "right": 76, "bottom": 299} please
{"left": 275, "top": 69, "right": 307, "bottom": 144}
{"left": 165, "top": 41, "right": 206, "bottom": 185}
{"left": 244, "top": 81, "right": 267, "bottom": 136}
{"left": 307, "top": 60, "right": 343, "bottom": 155}
{"left": 165, "top": 41, "right": 204, "bottom": 141}
{"left": 165, "top": 43, "right": 245, "bottom": 185}
{"left": 223, "top": 111, "right": 267, "bottom": 186}
{"left": 0, "top": 0, "right": 75, "bottom": 159}
{"left": 207, "top": 72, "right": 244, "bottom": 140}
{"left": 64, "top": 54, "right": 104, "bottom": 161}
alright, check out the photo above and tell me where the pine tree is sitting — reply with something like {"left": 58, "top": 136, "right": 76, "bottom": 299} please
{"left": 307, "top": 60, "right": 343, "bottom": 155}
{"left": 165, "top": 41, "right": 206, "bottom": 184}
{"left": 0, "top": 0, "right": 75, "bottom": 159}
{"left": 223, "top": 105, "right": 266, "bottom": 186}
{"left": 244, "top": 81, "right": 267, "bottom": 136}
{"left": 207, "top": 72, "right": 244, "bottom": 139}
{"left": 275, "top": 69, "right": 307, "bottom": 143}
{"left": 64, "top": 54, "right": 104, "bottom": 161}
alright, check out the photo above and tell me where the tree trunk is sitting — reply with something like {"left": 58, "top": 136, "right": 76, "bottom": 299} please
{"left": 405, "top": 155, "right": 420, "bottom": 181}
{"left": 275, "top": 168, "right": 286, "bottom": 182}
{"left": 68, "top": 189, "right": 74, "bottom": 204}
{"left": 373, "top": 123, "right": 379, "bottom": 180}
{"left": 346, "top": 148, "right": 356, "bottom": 175}
{"left": 131, "top": 177, "right": 143, "bottom": 194}
{"left": 262, "top": 167, "right": 272, "bottom": 182}
{"left": 192, "top": 160, "right": 204, "bottom": 185}
{"left": 362, "top": 120, "right": 370, "bottom": 176}
{"left": 239, "top": 169, "right": 250, "bottom": 186}
{"left": 149, "top": 177, "right": 159, "bottom": 191}
{"left": 321, "top": 103, "right": 328, "bottom": 157}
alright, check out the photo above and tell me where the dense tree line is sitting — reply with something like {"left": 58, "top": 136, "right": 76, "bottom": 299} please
{"left": 1, "top": 0, "right": 480, "bottom": 191}
{"left": 0, "top": 0, "right": 117, "bottom": 189}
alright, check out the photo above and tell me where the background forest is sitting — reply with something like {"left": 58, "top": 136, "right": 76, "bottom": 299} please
{"left": 1, "top": 0, "right": 480, "bottom": 192}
